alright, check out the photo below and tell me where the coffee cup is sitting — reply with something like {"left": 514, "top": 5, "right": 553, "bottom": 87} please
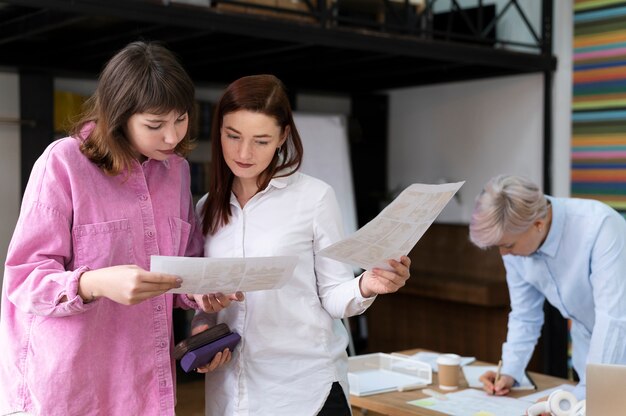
{"left": 436, "top": 353, "right": 461, "bottom": 390}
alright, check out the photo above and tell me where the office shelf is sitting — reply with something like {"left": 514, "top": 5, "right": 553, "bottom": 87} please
{"left": 0, "top": 0, "right": 556, "bottom": 93}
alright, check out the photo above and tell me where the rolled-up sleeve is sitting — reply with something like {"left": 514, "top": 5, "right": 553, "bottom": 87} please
{"left": 5, "top": 149, "right": 97, "bottom": 316}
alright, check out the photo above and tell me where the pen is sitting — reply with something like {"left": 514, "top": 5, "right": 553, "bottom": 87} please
{"left": 397, "top": 383, "right": 427, "bottom": 392}
{"left": 494, "top": 359, "right": 502, "bottom": 394}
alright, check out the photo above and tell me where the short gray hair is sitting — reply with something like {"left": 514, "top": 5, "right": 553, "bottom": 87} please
{"left": 469, "top": 175, "right": 548, "bottom": 248}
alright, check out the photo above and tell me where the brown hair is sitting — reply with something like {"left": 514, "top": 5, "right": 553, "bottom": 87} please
{"left": 71, "top": 41, "right": 197, "bottom": 175}
{"left": 202, "top": 74, "right": 303, "bottom": 235}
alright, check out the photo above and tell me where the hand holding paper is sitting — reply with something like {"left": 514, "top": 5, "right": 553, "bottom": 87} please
{"left": 150, "top": 255, "right": 299, "bottom": 295}
{"left": 359, "top": 256, "right": 411, "bottom": 297}
{"left": 318, "top": 182, "right": 464, "bottom": 271}
{"left": 188, "top": 292, "right": 245, "bottom": 313}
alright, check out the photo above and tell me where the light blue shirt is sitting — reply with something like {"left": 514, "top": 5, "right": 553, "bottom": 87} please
{"left": 501, "top": 196, "right": 626, "bottom": 399}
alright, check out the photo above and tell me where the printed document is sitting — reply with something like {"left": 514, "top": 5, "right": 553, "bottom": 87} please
{"left": 408, "top": 388, "right": 530, "bottom": 416}
{"left": 318, "top": 181, "right": 464, "bottom": 270}
{"left": 151, "top": 255, "right": 299, "bottom": 294}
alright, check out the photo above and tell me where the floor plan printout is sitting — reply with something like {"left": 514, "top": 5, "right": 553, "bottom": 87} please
{"left": 151, "top": 255, "right": 299, "bottom": 294}
{"left": 408, "top": 388, "right": 530, "bottom": 416}
{"left": 318, "top": 181, "right": 464, "bottom": 270}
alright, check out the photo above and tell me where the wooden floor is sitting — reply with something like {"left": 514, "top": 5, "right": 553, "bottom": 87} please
{"left": 175, "top": 374, "right": 205, "bottom": 416}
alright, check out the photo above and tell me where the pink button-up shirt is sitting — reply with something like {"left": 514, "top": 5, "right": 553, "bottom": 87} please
{"left": 0, "top": 134, "right": 203, "bottom": 415}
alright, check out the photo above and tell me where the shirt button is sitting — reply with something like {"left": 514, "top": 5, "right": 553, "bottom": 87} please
{"left": 160, "top": 381, "right": 166, "bottom": 387}
{"left": 139, "top": 195, "right": 148, "bottom": 201}
{"left": 146, "top": 231, "right": 154, "bottom": 238}
{"left": 156, "top": 305, "right": 163, "bottom": 311}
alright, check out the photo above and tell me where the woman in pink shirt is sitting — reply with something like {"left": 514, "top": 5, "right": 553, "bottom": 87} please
{"left": 0, "top": 41, "right": 237, "bottom": 415}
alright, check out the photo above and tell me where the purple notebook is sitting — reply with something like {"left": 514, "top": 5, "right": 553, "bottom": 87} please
{"left": 180, "top": 332, "right": 241, "bottom": 373}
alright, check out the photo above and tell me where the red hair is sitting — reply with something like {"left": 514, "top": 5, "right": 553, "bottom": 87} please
{"left": 202, "top": 74, "right": 303, "bottom": 235}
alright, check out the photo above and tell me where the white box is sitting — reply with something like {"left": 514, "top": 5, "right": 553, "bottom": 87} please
{"left": 348, "top": 353, "right": 432, "bottom": 396}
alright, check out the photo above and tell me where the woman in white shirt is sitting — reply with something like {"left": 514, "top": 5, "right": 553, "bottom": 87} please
{"left": 193, "top": 74, "right": 411, "bottom": 415}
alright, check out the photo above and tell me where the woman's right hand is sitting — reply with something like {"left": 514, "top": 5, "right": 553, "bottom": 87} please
{"left": 191, "top": 323, "right": 233, "bottom": 373}
{"left": 479, "top": 370, "right": 514, "bottom": 396}
{"left": 78, "top": 265, "right": 182, "bottom": 305}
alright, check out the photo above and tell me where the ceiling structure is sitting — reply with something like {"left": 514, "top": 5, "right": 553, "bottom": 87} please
{"left": 0, "top": 0, "right": 557, "bottom": 93}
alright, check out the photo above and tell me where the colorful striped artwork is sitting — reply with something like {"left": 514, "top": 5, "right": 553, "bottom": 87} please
{"left": 572, "top": 0, "right": 626, "bottom": 215}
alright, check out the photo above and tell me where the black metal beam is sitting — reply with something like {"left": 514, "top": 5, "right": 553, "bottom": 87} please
{"left": 2, "top": 0, "right": 557, "bottom": 72}
{"left": 0, "top": 8, "right": 86, "bottom": 45}
{"left": 19, "top": 71, "right": 53, "bottom": 197}
{"left": 539, "top": 0, "right": 569, "bottom": 380}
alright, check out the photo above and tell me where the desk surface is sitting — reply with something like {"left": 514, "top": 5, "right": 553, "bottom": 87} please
{"left": 350, "top": 349, "right": 574, "bottom": 416}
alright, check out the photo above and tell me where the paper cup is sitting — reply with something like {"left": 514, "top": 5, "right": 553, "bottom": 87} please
{"left": 436, "top": 353, "right": 461, "bottom": 391}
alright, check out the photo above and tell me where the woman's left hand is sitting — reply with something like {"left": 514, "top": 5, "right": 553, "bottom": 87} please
{"left": 188, "top": 291, "right": 245, "bottom": 313}
{"left": 359, "top": 255, "right": 411, "bottom": 298}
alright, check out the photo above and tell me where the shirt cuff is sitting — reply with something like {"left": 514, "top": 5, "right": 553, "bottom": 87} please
{"left": 62, "top": 265, "right": 97, "bottom": 312}
{"left": 500, "top": 364, "right": 526, "bottom": 386}
{"left": 354, "top": 274, "right": 377, "bottom": 306}
{"left": 176, "top": 293, "right": 199, "bottom": 310}
{"left": 572, "top": 383, "right": 586, "bottom": 401}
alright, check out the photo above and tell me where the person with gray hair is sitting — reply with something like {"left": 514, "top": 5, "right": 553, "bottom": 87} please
{"left": 469, "top": 174, "right": 626, "bottom": 402}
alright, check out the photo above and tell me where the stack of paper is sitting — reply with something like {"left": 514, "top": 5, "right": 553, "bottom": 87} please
{"left": 348, "top": 353, "right": 432, "bottom": 396}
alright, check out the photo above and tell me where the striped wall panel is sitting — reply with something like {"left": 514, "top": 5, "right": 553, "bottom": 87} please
{"left": 572, "top": 0, "right": 626, "bottom": 216}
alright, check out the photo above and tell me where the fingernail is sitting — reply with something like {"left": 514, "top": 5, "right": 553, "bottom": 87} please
{"left": 176, "top": 278, "right": 183, "bottom": 284}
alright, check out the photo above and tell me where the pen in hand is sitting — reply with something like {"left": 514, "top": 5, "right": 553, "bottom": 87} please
{"left": 493, "top": 359, "right": 502, "bottom": 394}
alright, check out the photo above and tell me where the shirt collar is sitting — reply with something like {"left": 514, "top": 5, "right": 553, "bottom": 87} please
{"left": 135, "top": 156, "right": 171, "bottom": 170}
{"left": 228, "top": 172, "right": 295, "bottom": 206}
{"left": 536, "top": 196, "right": 562, "bottom": 257}
{"left": 251, "top": 170, "right": 297, "bottom": 194}
{"left": 158, "top": 158, "right": 171, "bottom": 169}
{"left": 266, "top": 174, "right": 291, "bottom": 190}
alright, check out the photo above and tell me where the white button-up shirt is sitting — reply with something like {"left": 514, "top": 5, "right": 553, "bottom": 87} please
{"left": 197, "top": 172, "right": 375, "bottom": 415}
{"left": 501, "top": 196, "right": 626, "bottom": 399}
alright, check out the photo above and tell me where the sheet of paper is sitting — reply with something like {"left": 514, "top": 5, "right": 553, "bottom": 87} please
{"left": 408, "top": 388, "right": 530, "bottom": 416}
{"left": 403, "top": 351, "right": 476, "bottom": 373}
{"left": 462, "top": 366, "right": 535, "bottom": 390}
{"left": 318, "top": 181, "right": 464, "bottom": 270}
{"left": 348, "top": 369, "right": 425, "bottom": 396}
{"left": 518, "top": 383, "right": 575, "bottom": 403}
{"left": 150, "top": 255, "right": 299, "bottom": 294}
